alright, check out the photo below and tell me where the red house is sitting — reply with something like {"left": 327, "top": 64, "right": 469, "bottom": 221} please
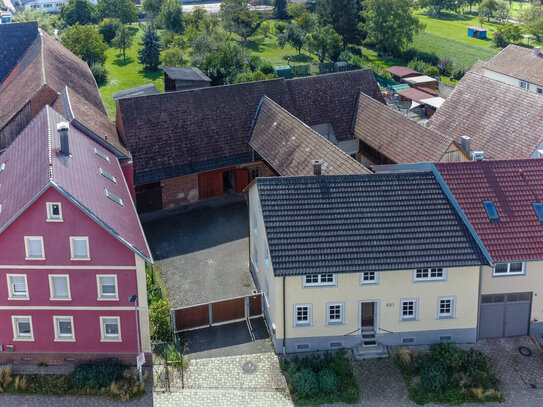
{"left": 0, "top": 106, "right": 153, "bottom": 365}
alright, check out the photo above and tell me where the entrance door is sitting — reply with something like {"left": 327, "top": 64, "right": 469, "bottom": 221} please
{"left": 198, "top": 170, "right": 223, "bottom": 200}
{"left": 479, "top": 292, "right": 531, "bottom": 339}
{"left": 361, "top": 302, "right": 375, "bottom": 328}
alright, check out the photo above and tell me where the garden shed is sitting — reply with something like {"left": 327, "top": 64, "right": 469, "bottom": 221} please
{"left": 467, "top": 26, "right": 488, "bottom": 39}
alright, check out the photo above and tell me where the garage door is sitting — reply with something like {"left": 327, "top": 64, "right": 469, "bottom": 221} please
{"left": 479, "top": 292, "right": 531, "bottom": 339}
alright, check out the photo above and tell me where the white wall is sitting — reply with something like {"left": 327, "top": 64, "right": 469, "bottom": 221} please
{"left": 483, "top": 69, "right": 543, "bottom": 94}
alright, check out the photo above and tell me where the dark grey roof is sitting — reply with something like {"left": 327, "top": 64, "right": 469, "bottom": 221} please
{"left": 0, "top": 21, "right": 39, "bottom": 85}
{"left": 256, "top": 172, "right": 488, "bottom": 276}
{"left": 112, "top": 84, "right": 160, "bottom": 101}
{"left": 161, "top": 66, "right": 211, "bottom": 82}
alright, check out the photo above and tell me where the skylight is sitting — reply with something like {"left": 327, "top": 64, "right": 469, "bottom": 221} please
{"left": 105, "top": 188, "right": 123, "bottom": 207}
{"left": 533, "top": 203, "right": 543, "bottom": 224}
{"left": 0, "top": 163, "right": 5, "bottom": 173}
{"left": 94, "top": 148, "right": 110, "bottom": 163}
{"left": 483, "top": 200, "right": 500, "bottom": 222}
{"left": 100, "top": 167, "right": 117, "bottom": 184}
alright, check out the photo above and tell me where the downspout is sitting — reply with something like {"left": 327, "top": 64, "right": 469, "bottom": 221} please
{"left": 476, "top": 265, "right": 483, "bottom": 341}
{"left": 282, "top": 276, "right": 286, "bottom": 355}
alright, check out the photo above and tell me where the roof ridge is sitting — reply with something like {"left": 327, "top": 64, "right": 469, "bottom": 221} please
{"left": 46, "top": 106, "right": 53, "bottom": 181}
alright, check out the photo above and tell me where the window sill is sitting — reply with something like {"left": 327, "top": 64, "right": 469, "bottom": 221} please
{"left": 100, "top": 338, "right": 122, "bottom": 342}
{"left": 50, "top": 297, "right": 72, "bottom": 301}
{"left": 97, "top": 297, "right": 119, "bottom": 301}
{"left": 302, "top": 284, "right": 337, "bottom": 289}
{"left": 326, "top": 321, "right": 345, "bottom": 326}
{"left": 293, "top": 324, "right": 312, "bottom": 328}
{"left": 8, "top": 297, "right": 30, "bottom": 300}
{"left": 437, "top": 316, "right": 455, "bottom": 320}
{"left": 25, "top": 257, "right": 45, "bottom": 261}
{"left": 71, "top": 257, "right": 91, "bottom": 261}
{"left": 13, "top": 337, "right": 34, "bottom": 341}
{"left": 46, "top": 219, "right": 63, "bottom": 222}
{"left": 400, "top": 318, "right": 418, "bottom": 322}
{"left": 413, "top": 279, "right": 446, "bottom": 283}
{"left": 54, "top": 338, "right": 76, "bottom": 342}
{"left": 492, "top": 273, "right": 525, "bottom": 278}
{"left": 360, "top": 282, "right": 378, "bottom": 286}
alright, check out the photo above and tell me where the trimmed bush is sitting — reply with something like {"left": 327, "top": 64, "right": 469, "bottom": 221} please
{"left": 407, "top": 58, "right": 430, "bottom": 74}
{"left": 71, "top": 361, "right": 124, "bottom": 390}
{"left": 419, "top": 361, "right": 448, "bottom": 392}
{"left": 451, "top": 67, "right": 466, "bottom": 81}
{"left": 430, "top": 342, "right": 463, "bottom": 372}
{"left": 260, "top": 62, "right": 274, "bottom": 75}
{"left": 89, "top": 62, "right": 108, "bottom": 86}
{"left": 318, "top": 368, "right": 339, "bottom": 394}
{"left": 423, "top": 66, "right": 440, "bottom": 77}
{"left": 292, "top": 368, "right": 319, "bottom": 398}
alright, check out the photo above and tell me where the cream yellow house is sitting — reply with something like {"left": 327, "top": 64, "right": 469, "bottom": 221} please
{"left": 248, "top": 171, "right": 489, "bottom": 353}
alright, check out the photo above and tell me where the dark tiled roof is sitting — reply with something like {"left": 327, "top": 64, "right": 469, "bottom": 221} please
{"left": 353, "top": 93, "right": 454, "bottom": 163}
{"left": 482, "top": 44, "right": 543, "bottom": 87}
{"left": 161, "top": 66, "right": 211, "bottom": 82}
{"left": 0, "top": 21, "right": 38, "bottom": 85}
{"left": 436, "top": 159, "right": 543, "bottom": 262}
{"left": 256, "top": 172, "right": 487, "bottom": 276}
{"left": 427, "top": 71, "right": 543, "bottom": 159}
{"left": 112, "top": 84, "right": 160, "bottom": 101}
{"left": 397, "top": 87, "right": 436, "bottom": 103}
{"left": 384, "top": 66, "right": 420, "bottom": 78}
{"left": 249, "top": 97, "right": 370, "bottom": 176}
{"left": 118, "top": 70, "right": 384, "bottom": 185}
{"left": 0, "top": 106, "right": 151, "bottom": 262}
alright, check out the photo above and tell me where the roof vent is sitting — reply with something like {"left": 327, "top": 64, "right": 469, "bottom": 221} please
{"left": 535, "top": 47, "right": 541, "bottom": 57}
{"left": 57, "top": 122, "right": 70, "bottom": 156}
{"left": 312, "top": 159, "right": 322, "bottom": 176}
{"left": 473, "top": 151, "right": 484, "bottom": 161}
{"left": 461, "top": 136, "right": 471, "bottom": 154}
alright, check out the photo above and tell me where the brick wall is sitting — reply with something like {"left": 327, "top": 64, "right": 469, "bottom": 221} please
{"left": 0, "top": 351, "right": 153, "bottom": 367}
{"left": 161, "top": 173, "right": 199, "bottom": 208}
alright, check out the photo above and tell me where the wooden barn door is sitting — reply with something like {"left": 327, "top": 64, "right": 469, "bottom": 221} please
{"left": 198, "top": 170, "right": 223, "bottom": 200}
{"left": 235, "top": 169, "right": 249, "bottom": 193}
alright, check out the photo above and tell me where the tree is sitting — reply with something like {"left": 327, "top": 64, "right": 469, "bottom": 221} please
{"left": 316, "top": 0, "right": 362, "bottom": 47}
{"left": 479, "top": 0, "right": 499, "bottom": 22}
{"left": 97, "top": 0, "right": 138, "bottom": 24}
{"left": 138, "top": 25, "right": 162, "bottom": 71}
{"left": 185, "top": 6, "right": 207, "bottom": 31}
{"left": 12, "top": 10, "right": 54, "bottom": 35}
{"left": 159, "top": 0, "right": 185, "bottom": 34}
{"left": 274, "top": 0, "right": 288, "bottom": 19}
{"left": 201, "top": 43, "right": 246, "bottom": 85}
{"left": 60, "top": 0, "right": 96, "bottom": 26}
{"left": 112, "top": 24, "right": 133, "bottom": 61}
{"left": 232, "top": 9, "right": 261, "bottom": 43}
{"left": 295, "top": 12, "right": 317, "bottom": 33}
{"left": 278, "top": 24, "right": 306, "bottom": 55}
{"left": 493, "top": 21, "right": 523, "bottom": 46}
{"left": 363, "top": 0, "right": 424, "bottom": 56}
{"left": 143, "top": 0, "right": 165, "bottom": 16}
{"left": 418, "top": 0, "right": 459, "bottom": 16}
{"left": 495, "top": 0, "right": 509, "bottom": 21}
{"left": 466, "top": 0, "right": 481, "bottom": 13}
{"left": 62, "top": 23, "right": 107, "bottom": 64}
{"left": 190, "top": 34, "right": 213, "bottom": 66}
{"left": 162, "top": 46, "right": 187, "bottom": 66}
{"left": 220, "top": 0, "right": 248, "bottom": 39}
{"left": 98, "top": 18, "right": 122, "bottom": 43}
{"left": 306, "top": 25, "right": 341, "bottom": 62}
{"left": 521, "top": 3, "right": 543, "bottom": 41}
{"left": 287, "top": 2, "right": 307, "bottom": 19}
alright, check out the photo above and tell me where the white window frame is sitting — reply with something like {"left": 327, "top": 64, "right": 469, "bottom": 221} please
{"left": 360, "top": 271, "right": 379, "bottom": 285}
{"left": 302, "top": 274, "right": 337, "bottom": 287}
{"left": 538, "top": 87, "right": 543, "bottom": 94}
{"left": 100, "top": 316, "right": 122, "bottom": 342}
{"left": 492, "top": 262, "right": 525, "bottom": 276}
{"left": 53, "top": 316, "right": 75, "bottom": 341}
{"left": 413, "top": 268, "right": 447, "bottom": 282}
{"left": 96, "top": 274, "right": 118, "bottom": 300}
{"left": 70, "top": 236, "right": 90, "bottom": 260}
{"left": 294, "top": 304, "right": 312, "bottom": 327}
{"left": 46, "top": 202, "right": 63, "bottom": 222}
{"left": 7, "top": 274, "right": 29, "bottom": 300}
{"left": 326, "top": 302, "right": 345, "bottom": 325}
{"left": 520, "top": 81, "right": 530, "bottom": 90}
{"left": 48, "top": 274, "right": 71, "bottom": 300}
{"left": 12, "top": 315, "right": 34, "bottom": 341}
{"left": 24, "top": 236, "right": 45, "bottom": 260}
{"left": 400, "top": 298, "right": 418, "bottom": 321}
{"left": 437, "top": 296, "right": 456, "bottom": 319}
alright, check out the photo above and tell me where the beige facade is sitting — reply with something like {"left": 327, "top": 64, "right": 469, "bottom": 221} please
{"left": 135, "top": 254, "right": 151, "bottom": 353}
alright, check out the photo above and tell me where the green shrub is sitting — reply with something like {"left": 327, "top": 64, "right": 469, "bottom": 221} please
{"left": 71, "top": 361, "right": 124, "bottom": 390}
{"left": 403, "top": 48, "right": 439, "bottom": 65}
{"left": 275, "top": 21, "right": 286, "bottom": 33}
{"left": 318, "top": 368, "right": 339, "bottom": 394}
{"left": 407, "top": 58, "right": 430, "bottom": 74}
{"left": 444, "top": 387, "right": 463, "bottom": 405}
{"left": 451, "top": 67, "right": 466, "bottom": 81}
{"left": 150, "top": 299, "right": 173, "bottom": 342}
{"left": 297, "top": 354, "right": 327, "bottom": 373}
{"left": 89, "top": 62, "right": 108, "bottom": 86}
{"left": 279, "top": 358, "right": 289, "bottom": 372}
{"left": 146, "top": 264, "right": 163, "bottom": 305}
{"left": 292, "top": 368, "right": 319, "bottom": 398}
{"left": 248, "top": 54, "right": 262, "bottom": 72}
{"left": 329, "top": 349, "right": 352, "bottom": 378}
{"left": 99, "top": 18, "right": 122, "bottom": 44}
{"left": 423, "top": 66, "right": 440, "bottom": 77}
{"left": 25, "top": 374, "right": 70, "bottom": 395}
{"left": 259, "top": 62, "right": 274, "bottom": 75}
{"left": 492, "top": 31, "right": 508, "bottom": 48}
{"left": 419, "top": 361, "right": 448, "bottom": 392}
{"left": 430, "top": 342, "right": 463, "bottom": 372}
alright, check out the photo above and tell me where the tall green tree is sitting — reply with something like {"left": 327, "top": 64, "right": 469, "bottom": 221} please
{"left": 418, "top": 0, "right": 458, "bottom": 16}
{"left": 274, "top": 0, "right": 288, "bottom": 19}
{"left": 478, "top": 0, "right": 500, "bottom": 22}
{"left": 138, "top": 25, "right": 162, "bottom": 71}
{"left": 278, "top": 23, "right": 306, "bottom": 54}
{"left": 232, "top": 9, "right": 261, "bottom": 43}
{"left": 220, "top": 0, "right": 247, "bottom": 39}
{"left": 159, "top": 0, "right": 185, "bottom": 34}
{"left": 62, "top": 23, "right": 107, "bottom": 64}
{"left": 60, "top": 0, "right": 96, "bottom": 26}
{"left": 521, "top": 3, "right": 543, "bottom": 41}
{"left": 97, "top": 0, "right": 138, "bottom": 24}
{"left": 143, "top": 0, "right": 165, "bottom": 16}
{"left": 363, "top": 0, "right": 424, "bottom": 56}
{"left": 316, "top": 0, "right": 362, "bottom": 47}
{"left": 112, "top": 24, "right": 134, "bottom": 61}
{"left": 201, "top": 43, "right": 246, "bottom": 85}
{"left": 12, "top": 10, "right": 54, "bottom": 35}
{"left": 306, "top": 25, "right": 341, "bottom": 62}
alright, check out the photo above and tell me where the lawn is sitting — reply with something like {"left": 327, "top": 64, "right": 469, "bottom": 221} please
{"left": 99, "top": 26, "right": 165, "bottom": 118}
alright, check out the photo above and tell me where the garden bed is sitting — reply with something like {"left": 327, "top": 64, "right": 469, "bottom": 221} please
{"left": 394, "top": 342, "right": 503, "bottom": 405}
{"left": 279, "top": 349, "right": 359, "bottom": 405}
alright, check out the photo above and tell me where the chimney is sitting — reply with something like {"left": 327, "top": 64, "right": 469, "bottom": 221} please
{"left": 535, "top": 47, "right": 541, "bottom": 57}
{"left": 472, "top": 151, "right": 484, "bottom": 161}
{"left": 461, "top": 136, "right": 471, "bottom": 154}
{"left": 312, "top": 159, "right": 322, "bottom": 175}
{"left": 58, "top": 122, "right": 70, "bottom": 156}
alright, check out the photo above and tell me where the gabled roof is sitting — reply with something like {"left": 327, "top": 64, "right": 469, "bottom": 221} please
{"left": 161, "top": 66, "right": 211, "bottom": 82}
{"left": 482, "top": 44, "right": 543, "bottom": 87}
{"left": 384, "top": 66, "right": 420, "bottom": 79}
{"left": 352, "top": 92, "right": 454, "bottom": 164}
{"left": 255, "top": 172, "right": 488, "bottom": 276}
{"left": 398, "top": 87, "right": 436, "bottom": 103}
{"left": 0, "top": 106, "right": 152, "bottom": 263}
{"left": 436, "top": 159, "right": 543, "bottom": 263}
{"left": 118, "top": 70, "right": 385, "bottom": 185}
{"left": 427, "top": 71, "right": 543, "bottom": 160}
{"left": 0, "top": 21, "right": 39, "bottom": 85}
{"left": 112, "top": 83, "right": 160, "bottom": 101}
{"left": 249, "top": 97, "right": 370, "bottom": 176}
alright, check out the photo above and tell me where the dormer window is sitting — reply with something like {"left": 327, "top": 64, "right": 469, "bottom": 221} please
{"left": 533, "top": 203, "right": 543, "bottom": 224}
{"left": 483, "top": 200, "right": 500, "bottom": 222}
{"left": 46, "top": 202, "right": 62, "bottom": 221}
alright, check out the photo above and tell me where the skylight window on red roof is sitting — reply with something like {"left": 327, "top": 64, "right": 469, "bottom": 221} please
{"left": 0, "top": 163, "right": 5, "bottom": 173}
{"left": 533, "top": 203, "right": 543, "bottom": 224}
{"left": 94, "top": 148, "right": 110, "bottom": 163}
{"left": 483, "top": 200, "right": 500, "bottom": 222}
{"left": 105, "top": 188, "right": 123, "bottom": 207}
{"left": 100, "top": 167, "right": 117, "bottom": 184}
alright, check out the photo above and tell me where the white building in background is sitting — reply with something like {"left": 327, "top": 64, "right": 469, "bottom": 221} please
{"left": 20, "top": 0, "right": 97, "bottom": 13}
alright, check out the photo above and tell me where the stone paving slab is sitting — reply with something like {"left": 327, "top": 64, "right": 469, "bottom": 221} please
{"left": 154, "top": 388, "right": 293, "bottom": 406}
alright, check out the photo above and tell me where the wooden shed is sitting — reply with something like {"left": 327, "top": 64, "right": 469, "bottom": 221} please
{"left": 162, "top": 66, "right": 211, "bottom": 92}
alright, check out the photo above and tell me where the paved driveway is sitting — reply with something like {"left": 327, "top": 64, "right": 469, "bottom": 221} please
{"left": 142, "top": 195, "right": 255, "bottom": 308}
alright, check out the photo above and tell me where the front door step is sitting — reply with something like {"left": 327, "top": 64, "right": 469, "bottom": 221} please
{"left": 353, "top": 342, "right": 389, "bottom": 360}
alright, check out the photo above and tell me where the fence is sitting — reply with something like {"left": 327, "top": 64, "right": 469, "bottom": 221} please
{"left": 152, "top": 340, "right": 185, "bottom": 392}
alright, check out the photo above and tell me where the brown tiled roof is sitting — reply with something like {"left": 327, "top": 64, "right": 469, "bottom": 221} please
{"left": 249, "top": 97, "right": 370, "bottom": 176}
{"left": 398, "top": 87, "right": 436, "bottom": 103}
{"left": 427, "top": 71, "right": 543, "bottom": 160}
{"left": 118, "top": 70, "right": 384, "bottom": 185}
{"left": 469, "top": 60, "right": 486, "bottom": 75}
{"left": 384, "top": 66, "right": 421, "bottom": 78}
{"left": 482, "top": 44, "right": 543, "bottom": 87}
{"left": 353, "top": 93, "right": 454, "bottom": 163}
{"left": 286, "top": 70, "right": 385, "bottom": 142}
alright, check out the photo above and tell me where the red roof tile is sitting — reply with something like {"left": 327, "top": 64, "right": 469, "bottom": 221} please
{"left": 398, "top": 87, "right": 436, "bottom": 103}
{"left": 384, "top": 66, "right": 421, "bottom": 78}
{"left": 436, "top": 159, "right": 543, "bottom": 262}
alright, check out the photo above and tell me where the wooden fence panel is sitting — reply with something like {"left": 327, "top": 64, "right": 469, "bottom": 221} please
{"left": 175, "top": 304, "right": 209, "bottom": 331}
{"left": 211, "top": 298, "right": 245, "bottom": 324}
{"left": 249, "top": 294, "right": 262, "bottom": 317}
